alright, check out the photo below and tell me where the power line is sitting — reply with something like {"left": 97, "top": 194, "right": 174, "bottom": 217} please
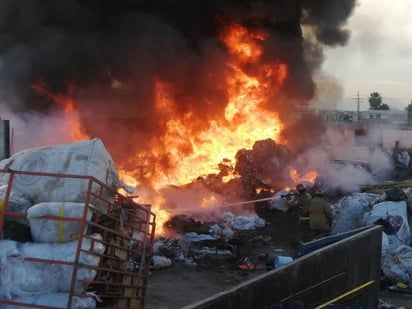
{"left": 350, "top": 92, "right": 363, "bottom": 122}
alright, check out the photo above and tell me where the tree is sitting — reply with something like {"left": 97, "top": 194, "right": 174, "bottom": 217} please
{"left": 368, "top": 92, "right": 390, "bottom": 110}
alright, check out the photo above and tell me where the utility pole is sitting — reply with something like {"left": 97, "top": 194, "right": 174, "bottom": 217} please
{"left": 351, "top": 92, "right": 362, "bottom": 123}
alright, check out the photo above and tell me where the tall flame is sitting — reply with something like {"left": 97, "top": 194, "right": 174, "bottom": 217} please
{"left": 137, "top": 23, "right": 288, "bottom": 189}
{"left": 33, "top": 23, "right": 289, "bottom": 236}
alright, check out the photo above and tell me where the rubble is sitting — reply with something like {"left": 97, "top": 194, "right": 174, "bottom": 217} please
{"left": 146, "top": 179, "right": 412, "bottom": 308}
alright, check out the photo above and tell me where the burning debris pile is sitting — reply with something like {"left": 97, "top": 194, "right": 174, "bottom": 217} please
{"left": 181, "top": 139, "right": 293, "bottom": 203}
{"left": 149, "top": 180, "right": 412, "bottom": 304}
{"left": 0, "top": 1, "right": 357, "bottom": 205}
{"left": 2, "top": 0, "right": 411, "bottom": 306}
{"left": 152, "top": 211, "right": 268, "bottom": 270}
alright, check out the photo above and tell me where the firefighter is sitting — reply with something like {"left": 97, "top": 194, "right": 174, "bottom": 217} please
{"left": 287, "top": 183, "right": 312, "bottom": 242}
{"left": 305, "top": 188, "right": 333, "bottom": 239}
{"left": 288, "top": 183, "right": 311, "bottom": 212}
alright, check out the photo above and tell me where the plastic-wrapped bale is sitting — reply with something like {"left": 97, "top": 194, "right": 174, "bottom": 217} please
{"left": 0, "top": 234, "right": 105, "bottom": 300}
{"left": 0, "top": 185, "right": 33, "bottom": 242}
{"left": 331, "top": 192, "right": 379, "bottom": 234}
{"left": 27, "top": 202, "right": 94, "bottom": 243}
{"left": 0, "top": 185, "right": 32, "bottom": 224}
{"left": 0, "top": 138, "right": 132, "bottom": 204}
{"left": 1, "top": 293, "right": 97, "bottom": 309}
{"left": 381, "top": 245, "right": 412, "bottom": 288}
{"left": 363, "top": 200, "right": 410, "bottom": 254}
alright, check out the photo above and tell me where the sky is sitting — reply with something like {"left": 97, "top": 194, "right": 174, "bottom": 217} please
{"left": 322, "top": 0, "right": 412, "bottom": 111}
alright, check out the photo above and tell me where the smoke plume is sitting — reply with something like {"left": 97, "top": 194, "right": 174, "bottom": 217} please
{"left": 0, "top": 0, "right": 357, "bottom": 185}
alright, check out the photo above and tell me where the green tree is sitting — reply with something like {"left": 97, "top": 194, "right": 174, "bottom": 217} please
{"left": 368, "top": 92, "right": 390, "bottom": 110}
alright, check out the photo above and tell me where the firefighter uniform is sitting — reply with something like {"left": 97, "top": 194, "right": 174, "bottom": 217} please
{"left": 287, "top": 185, "right": 312, "bottom": 242}
{"left": 306, "top": 194, "right": 333, "bottom": 239}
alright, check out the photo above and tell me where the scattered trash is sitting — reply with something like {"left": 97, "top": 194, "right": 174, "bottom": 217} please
{"left": 237, "top": 256, "right": 267, "bottom": 271}
{"left": 378, "top": 298, "right": 398, "bottom": 309}
{"left": 233, "top": 215, "right": 265, "bottom": 230}
{"left": 266, "top": 253, "right": 293, "bottom": 269}
{"left": 152, "top": 255, "right": 173, "bottom": 269}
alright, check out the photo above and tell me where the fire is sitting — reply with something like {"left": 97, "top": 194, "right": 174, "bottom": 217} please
{"left": 289, "top": 167, "right": 318, "bottom": 184}
{"left": 33, "top": 23, "right": 290, "bottom": 236}
{"left": 131, "top": 23, "right": 288, "bottom": 233}
{"left": 32, "top": 81, "right": 90, "bottom": 141}
{"left": 143, "top": 23, "right": 287, "bottom": 189}
{"left": 220, "top": 23, "right": 267, "bottom": 63}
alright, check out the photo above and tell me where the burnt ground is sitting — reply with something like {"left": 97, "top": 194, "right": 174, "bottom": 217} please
{"left": 144, "top": 206, "right": 412, "bottom": 309}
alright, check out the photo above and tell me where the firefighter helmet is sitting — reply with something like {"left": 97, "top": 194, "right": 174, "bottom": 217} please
{"left": 296, "top": 183, "right": 305, "bottom": 192}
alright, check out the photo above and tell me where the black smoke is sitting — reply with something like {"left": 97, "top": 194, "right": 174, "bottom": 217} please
{"left": 0, "top": 0, "right": 357, "bottom": 165}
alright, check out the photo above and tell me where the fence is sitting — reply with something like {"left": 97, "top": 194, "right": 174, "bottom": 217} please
{"left": 0, "top": 169, "right": 156, "bottom": 309}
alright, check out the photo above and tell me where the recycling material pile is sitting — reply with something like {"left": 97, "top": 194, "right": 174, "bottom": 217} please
{"left": 331, "top": 184, "right": 412, "bottom": 288}
{"left": 151, "top": 179, "right": 412, "bottom": 293}
{"left": 0, "top": 138, "right": 132, "bottom": 309}
{"left": 152, "top": 212, "right": 267, "bottom": 269}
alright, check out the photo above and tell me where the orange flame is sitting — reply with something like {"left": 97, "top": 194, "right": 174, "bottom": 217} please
{"left": 289, "top": 167, "right": 318, "bottom": 184}
{"left": 33, "top": 23, "right": 290, "bottom": 236}
{"left": 134, "top": 23, "right": 288, "bottom": 233}
{"left": 144, "top": 23, "right": 288, "bottom": 189}
{"left": 221, "top": 23, "right": 267, "bottom": 63}
{"left": 32, "top": 81, "right": 90, "bottom": 141}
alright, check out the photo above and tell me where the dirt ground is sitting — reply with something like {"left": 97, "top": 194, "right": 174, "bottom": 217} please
{"left": 144, "top": 208, "right": 412, "bottom": 309}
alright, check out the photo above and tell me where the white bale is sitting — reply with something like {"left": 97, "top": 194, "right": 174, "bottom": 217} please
{"left": 0, "top": 185, "right": 32, "bottom": 225}
{"left": 331, "top": 193, "right": 378, "bottom": 234}
{"left": 381, "top": 245, "right": 412, "bottom": 288}
{"left": 2, "top": 293, "right": 96, "bottom": 309}
{"left": 27, "top": 202, "right": 93, "bottom": 243}
{"left": 233, "top": 215, "right": 265, "bottom": 230}
{"left": 363, "top": 200, "right": 410, "bottom": 252}
{"left": 0, "top": 234, "right": 105, "bottom": 299}
{"left": 152, "top": 255, "right": 172, "bottom": 269}
{"left": 0, "top": 138, "right": 127, "bottom": 204}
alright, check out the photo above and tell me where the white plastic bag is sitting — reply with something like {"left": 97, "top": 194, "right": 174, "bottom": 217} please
{"left": 0, "top": 185, "right": 32, "bottom": 225}
{"left": 1, "top": 293, "right": 97, "bottom": 309}
{"left": 332, "top": 193, "right": 378, "bottom": 234}
{"left": 233, "top": 215, "right": 265, "bottom": 230}
{"left": 27, "top": 202, "right": 93, "bottom": 243}
{"left": 363, "top": 201, "right": 410, "bottom": 252}
{"left": 381, "top": 245, "right": 412, "bottom": 287}
{"left": 0, "top": 138, "right": 127, "bottom": 204}
{"left": 0, "top": 234, "right": 105, "bottom": 299}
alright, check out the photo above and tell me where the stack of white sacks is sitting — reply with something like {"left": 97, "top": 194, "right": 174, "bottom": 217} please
{"left": 0, "top": 139, "right": 130, "bottom": 309}
{"left": 331, "top": 188, "right": 412, "bottom": 288}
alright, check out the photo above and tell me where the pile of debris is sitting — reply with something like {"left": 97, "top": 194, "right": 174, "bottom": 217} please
{"left": 152, "top": 212, "right": 269, "bottom": 269}
{"left": 148, "top": 179, "right": 412, "bottom": 307}
{"left": 333, "top": 182, "right": 412, "bottom": 292}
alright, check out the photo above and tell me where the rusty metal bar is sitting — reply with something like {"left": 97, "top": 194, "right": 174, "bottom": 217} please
{"left": 0, "top": 169, "right": 155, "bottom": 309}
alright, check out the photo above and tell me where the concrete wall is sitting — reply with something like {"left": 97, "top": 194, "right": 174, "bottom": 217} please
{"left": 184, "top": 225, "right": 382, "bottom": 309}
